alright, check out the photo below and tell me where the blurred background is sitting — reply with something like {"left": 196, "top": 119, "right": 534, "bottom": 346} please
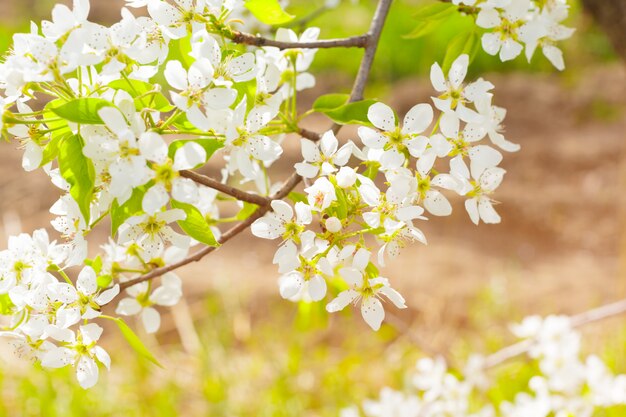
{"left": 0, "top": 0, "right": 625, "bottom": 415}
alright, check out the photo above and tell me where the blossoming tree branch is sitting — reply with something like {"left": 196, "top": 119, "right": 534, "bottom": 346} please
{"left": 0, "top": 0, "right": 596, "bottom": 391}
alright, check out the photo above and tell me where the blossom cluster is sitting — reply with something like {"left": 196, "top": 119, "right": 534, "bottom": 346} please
{"left": 253, "top": 53, "right": 515, "bottom": 330}
{"left": 453, "top": 0, "right": 575, "bottom": 70}
{"left": 0, "top": 0, "right": 319, "bottom": 387}
{"left": 0, "top": 0, "right": 573, "bottom": 388}
{"left": 343, "top": 315, "right": 626, "bottom": 417}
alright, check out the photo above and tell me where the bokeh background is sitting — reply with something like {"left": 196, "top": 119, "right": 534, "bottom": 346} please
{"left": 0, "top": 0, "right": 625, "bottom": 416}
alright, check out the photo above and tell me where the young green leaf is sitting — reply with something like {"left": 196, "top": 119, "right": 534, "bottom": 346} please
{"left": 110, "top": 184, "right": 150, "bottom": 235}
{"left": 50, "top": 98, "right": 113, "bottom": 124}
{"left": 171, "top": 200, "right": 220, "bottom": 247}
{"left": 412, "top": 2, "right": 457, "bottom": 21}
{"left": 113, "top": 318, "right": 162, "bottom": 367}
{"left": 108, "top": 79, "right": 174, "bottom": 112}
{"left": 58, "top": 134, "right": 95, "bottom": 223}
{"left": 287, "top": 191, "right": 308, "bottom": 204}
{"left": 403, "top": 20, "right": 442, "bottom": 39}
{"left": 324, "top": 100, "right": 378, "bottom": 126}
{"left": 40, "top": 133, "right": 68, "bottom": 167}
{"left": 312, "top": 94, "right": 350, "bottom": 113}
{"left": 236, "top": 202, "right": 259, "bottom": 221}
{"left": 245, "top": 0, "right": 294, "bottom": 25}
{"left": 442, "top": 30, "right": 480, "bottom": 73}
{"left": 312, "top": 94, "right": 376, "bottom": 126}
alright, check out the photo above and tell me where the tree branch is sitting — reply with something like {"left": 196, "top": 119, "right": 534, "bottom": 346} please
{"left": 230, "top": 31, "right": 370, "bottom": 50}
{"left": 179, "top": 170, "right": 271, "bottom": 206}
{"left": 349, "top": 0, "right": 393, "bottom": 102}
{"left": 119, "top": 171, "right": 303, "bottom": 291}
{"left": 483, "top": 298, "right": 626, "bottom": 369}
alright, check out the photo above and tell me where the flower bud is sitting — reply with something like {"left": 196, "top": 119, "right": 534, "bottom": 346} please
{"left": 336, "top": 166, "right": 357, "bottom": 188}
{"left": 325, "top": 217, "right": 342, "bottom": 233}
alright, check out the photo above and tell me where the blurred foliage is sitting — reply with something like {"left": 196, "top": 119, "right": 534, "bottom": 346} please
{"left": 0, "top": 284, "right": 624, "bottom": 416}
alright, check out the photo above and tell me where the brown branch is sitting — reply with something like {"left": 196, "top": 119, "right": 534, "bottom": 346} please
{"left": 349, "top": 0, "right": 393, "bottom": 102}
{"left": 230, "top": 31, "right": 370, "bottom": 50}
{"left": 483, "top": 298, "right": 626, "bottom": 369}
{"left": 179, "top": 170, "right": 271, "bottom": 206}
{"left": 330, "top": 0, "right": 393, "bottom": 135}
{"left": 119, "top": 171, "right": 303, "bottom": 291}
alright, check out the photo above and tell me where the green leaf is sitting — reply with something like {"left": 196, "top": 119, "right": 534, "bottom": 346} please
{"left": 333, "top": 187, "right": 349, "bottom": 220}
{"left": 0, "top": 294, "right": 14, "bottom": 315}
{"left": 97, "top": 274, "right": 113, "bottom": 289}
{"left": 110, "top": 184, "right": 150, "bottom": 236}
{"left": 40, "top": 133, "right": 67, "bottom": 167}
{"left": 403, "top": 20, "right": 442, "bottom": 39}
{"left": 85, "top": 256, "right": 103, "bottom": 274}
{"left": 312, "top": 94, "right": 376, "bottom": 126}
{"left": 442, "top": 30, "right": 480, "bottom": 73}
{"left": 405, "top": 2, "right": 458, "bottom": 40}
{"left": 312, "top": 93, "right": 350, "bottom": 112}
{"left": 363, "top": 161, "right": 380, "bottom": 180}
{"left": 236, "top": 202, "right": 259, "bottom": 221}
{"left": 108, "top": 79, "right": 174, "bottom": 112}
{"left": 50, "top": 98, "right": 113, "bottom": 124}
{"left": 58, "top": 134, "right": 95, "bottom": 223}
{"left": 245, "top": 0, "right": 294, "bottom": 25}
{"left": 325, "top": 100, "right": 377, "bottom": 126}
{"left": 412, "top": 2, "right": 457, "bottom": 20}
{"left": 171, "top": 200, "right": 220, "bottom": 247}
{"left": 287, "top": 192, "right": 307, "bottom": 204}
{"left": 167, "top": 138, "right": 224, "bottom": 166}
{"left": 113, "top": 318, "right": 162, "bottom": 367}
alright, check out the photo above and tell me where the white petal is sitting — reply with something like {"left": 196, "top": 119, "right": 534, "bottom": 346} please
{"left": 142, "top": 184, "right": 170, "bottom": 214}
{"left": 173, "top": 142, "right": 207, "bottom": 170}
{"left": 300, "top": 138, "right": 321, "bottom": 162}
{"left": 308, "top": 275, "right": 327, "bottom": 301}
{"left": 542, "top": 45, "right": 565, "bottom": 71}
{"left": 478, "top": 197, "right": 501, "bottom": 224}
{"left": 481, "top": 33, "right": 502, "bottom": 56}
{"left": 448, "top": 54, "right": 469, "bottom": 89}
{"left": 142, "top": 307, "right": 161, "bottom": 333}
{"left": 76, "top": 266, "right": 97, "bottom": 295}
{"left": 430, "top": 62, "right": 447, "bottom": 92}
{"left": 115, "top": 298, "right": 142, "bottom": 316}
{"left": 358, "top": 126, "right": 387, "bottom": 149}
{"left": 294, "top": 162, "right": 320, "bottom": 179}
{"left": 270, "top": 199, "right": 293, "bottom": 222}
{"left": 402, "top": 103, "right": 433, "bottom": 135}
{"left": 279, "top": 272, "right": 304, "bottom": 299}
{"left": 326, "top": 290, "right": 359, "bottom": 313}
{"left": 465, "top": 198, "right": 480, "bottom": 225}
{"left": 424, "top": 190, "right": 452, "bottom": 216}
{"left": 164, "top": 60, "right": 188, "bottom": 90}
{"left": 500, "top": 39, "right": 523, "bottom": 61}
{"left": 367, "top": 102, "right": 396, "bottom": 131}
{"left": 95, "top": 285, "right": 120, "bottom": 306}
{"left": 76, "top": 356, "right": 99, "bottom": 389}
{"left": 378, "top": 286, "right": 407, "bottom": 309}
{"left": 361, "top": 297, "right": 385, "bottom": 331}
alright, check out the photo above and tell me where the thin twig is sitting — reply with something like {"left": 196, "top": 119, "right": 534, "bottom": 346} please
{"left": 330, "top": 0, "right": 393, "bottom": 135}
{"left": 230, "top": 31, "right": 369, "bottom": 50}
{"left": 484, "top": 298, "right": 626, "bottom": 369}
{"left": 349, "top": 0, "right": 393, "bottom": 102}
{"left": 119, "top": 172, "right": 302, "bottom": 291}
{"left": 180, "top": 170, "right": 270, "bottom": 206}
